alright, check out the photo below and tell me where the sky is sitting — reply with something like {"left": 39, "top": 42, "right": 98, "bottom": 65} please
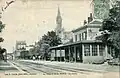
{"left": 0, "top": 0, "right": 92, "bottom": 53}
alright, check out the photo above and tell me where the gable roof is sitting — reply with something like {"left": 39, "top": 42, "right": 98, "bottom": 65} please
{"left": 90, "top": 20, "right": 102, "bottom": 24}
{"left": 72, "top": 19, "right": 103, "bottom": 33}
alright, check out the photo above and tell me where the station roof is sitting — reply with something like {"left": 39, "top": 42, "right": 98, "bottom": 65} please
{"left": 49, "top": 40, "right": 103, "bottom": 50}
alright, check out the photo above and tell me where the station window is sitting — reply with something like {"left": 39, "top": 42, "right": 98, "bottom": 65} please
{"left": 99, "top": 45, "right": 104, "bottom": 56}
{"left": 82, "top": 31, "right": 87, "bottom": 40}
{"left": 84, "top": 31, "right": 87, "bottom": 40}
{"left": 82, "top": 33, "right": 84, "bottom": 40}
{"left": 92, "top": 45, "right": 98, "bottom": 56}
{"left": 84, "top": 44, "right": 90, "bottom": 56}
{"left": 75, "top": 35, "right": 77, "bottom": 42}
{"left": 79, "top": 34, "right": 81, "bottom": 41}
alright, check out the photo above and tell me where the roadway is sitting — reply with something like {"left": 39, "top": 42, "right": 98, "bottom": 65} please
{"left": 0, "top": 60, "right": 119, "bottom": 78}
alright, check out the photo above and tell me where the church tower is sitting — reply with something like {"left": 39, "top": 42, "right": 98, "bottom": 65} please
{"left": 55, "top": 6, "right": 73, "bottom": 43}
{"left": 55, "top": 6, "right": 63, "bottom": 37}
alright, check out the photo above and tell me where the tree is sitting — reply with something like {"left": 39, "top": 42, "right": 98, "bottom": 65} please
{"left": 0, "top": 47, "right": 6, "bottom": 60}
{"left": 0, "top": 21, "right": 5, "bottom": 32}
{"left": 33, "top": 31, "right": 62, "bottom": 60}
{"left": 41, "top": 43, "right": 50, "bottom": 60}
{"left": 42, "top": 31, "right": 62, "bottom": 47}
{"left": 0, "top": 21, "right": 5, "bottom": 43}
{"left": 0, "top": 0, "right": 16, "bottom": 61}
{"left": 0, "top": 20, "right": 5, "bottom": 60}
{"left": 99, "top": 1, "right": 120, "bottom": 58}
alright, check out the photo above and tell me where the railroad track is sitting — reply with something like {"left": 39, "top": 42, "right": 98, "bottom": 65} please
{"left": 12, "top": 61, "right": 74, "bottom": 74}
{"left": 26, "top": 61, "right": 105, "bottom": 73}
{"left": 14, "top": 61, "right": 91, "bottom": 75}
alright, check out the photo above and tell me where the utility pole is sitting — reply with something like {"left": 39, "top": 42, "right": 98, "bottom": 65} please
{"left": 12, "top": 46, "right": 15, "bottom": 60}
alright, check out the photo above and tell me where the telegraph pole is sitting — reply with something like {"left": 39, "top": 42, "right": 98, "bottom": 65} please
{"left": 12, "top": 46, "right": 15, "bottom": 60}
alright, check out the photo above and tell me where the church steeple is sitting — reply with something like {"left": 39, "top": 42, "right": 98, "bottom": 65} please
{"left": 55, "top": 6, "right": 63, "bottom": 36}
{"left": 57, "top": 6, "right": 61, "bottom": 17}
{"left": 56, "top": 6, "right": 62, "bottom": 25}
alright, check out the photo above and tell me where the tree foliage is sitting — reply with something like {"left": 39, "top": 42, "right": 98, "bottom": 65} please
{"left": 42, "top": 31, "right": 62, "bottom": 47}
{"left": 41, "top": 31, "right": 62, "bottom": 59}
{"left": 0, "top": 16, "right": 6, "bottom": 60}
{"left": 0, "top": 21, "right": 5, "bottom": 42}
{"left": 99, "top": 1, "right": 120, "bottom": 58}
{"left": 0, "top": 21, "right": 5, "bottom": 32}
{"left": 30, "top": 31, "right": 62, "bottom": 60}
{"left": 0, "top": 47, "right": 6, "bottom": 60}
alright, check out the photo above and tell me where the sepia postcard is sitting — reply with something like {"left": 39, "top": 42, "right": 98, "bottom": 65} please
{"left": 0, "top": 0, "right": 119, "bottom": 78}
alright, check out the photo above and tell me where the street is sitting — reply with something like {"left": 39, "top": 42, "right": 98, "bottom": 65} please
{"left": 11, "top": 60, "right": 77, "bottom": 74}
{"left": 0, "top": 60, "right": 119, "bottom": 73}
{"left": 0, "top": 60, "right": 119, "bottom": 78}
{"left": 5, "top": 60, "right": 95, "bottom": 74}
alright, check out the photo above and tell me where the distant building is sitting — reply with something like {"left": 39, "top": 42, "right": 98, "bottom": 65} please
{"left": 26, "top": 45, "right": 37, "bottom": 58}
{"left": 15, "top": 41, "right": 26, "bottom": 50}
{"left": 26, "top": 45, "right": 34, "bottom": 51}
{"left": 14, "top": 41, "right": 37, "bottom": 59}
{"left": 50, "top": 13, "right": 113, "bottom": 64}
{"left": 55, "top": 7, "right": 73, "bottom": 43}
{"left": 14, "top": 41, "right": 27, "bottom": 59}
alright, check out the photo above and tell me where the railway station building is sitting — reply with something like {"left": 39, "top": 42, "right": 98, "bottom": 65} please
{"left": 49, "top": 19, "right": 113, "bottom": 64}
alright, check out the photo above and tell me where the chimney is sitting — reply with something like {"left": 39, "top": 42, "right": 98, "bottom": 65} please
{"left": 84, "top": 20, "right": 87, "bottom": 25}
{"left": 88, "top": 13, "right": 93, "bottom": 23}
{"left": 90, "top": 13, "right": 93, "bottom": 18}
{"left": 88, "top": 17, "right": 91, "bottom": 23}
